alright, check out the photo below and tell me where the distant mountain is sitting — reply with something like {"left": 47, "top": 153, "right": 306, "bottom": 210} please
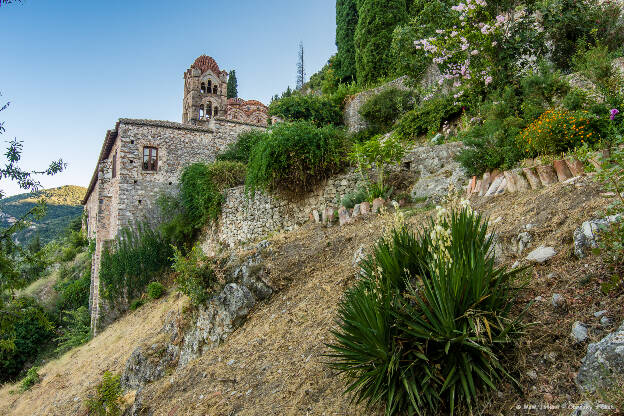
{"left": 0, "top": 185, "right": 86, "bottom": 245}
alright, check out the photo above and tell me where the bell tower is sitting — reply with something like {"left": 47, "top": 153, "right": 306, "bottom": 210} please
{"left": 182, "top": 55, "right": 228, "bottom": 125}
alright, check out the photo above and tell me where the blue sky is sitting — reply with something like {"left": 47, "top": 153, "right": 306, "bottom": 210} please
{"left": 0, "top": 0, "right": 337, "bottom": 197}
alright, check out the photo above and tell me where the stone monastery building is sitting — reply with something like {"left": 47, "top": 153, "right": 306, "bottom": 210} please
{"left": 83, "top": 56, "right": 267, "bottom": 331}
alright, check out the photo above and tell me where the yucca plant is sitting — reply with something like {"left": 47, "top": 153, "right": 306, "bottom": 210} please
{"left": 327, "top": 208, "right": 525, "bottom": 415}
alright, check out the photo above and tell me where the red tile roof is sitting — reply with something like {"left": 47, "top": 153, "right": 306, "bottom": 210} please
{"left": 191, "top": 55, "right": 227, "bottom": 76}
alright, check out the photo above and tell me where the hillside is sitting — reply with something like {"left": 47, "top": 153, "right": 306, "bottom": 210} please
{"left": 0, "top": 185, "right": 86, "bottom": 245}
{"left": 1, "top": 176, "right": 621, "bottom": 415}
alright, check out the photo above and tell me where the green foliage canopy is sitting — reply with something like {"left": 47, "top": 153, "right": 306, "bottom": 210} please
{"left": 227, "top": 70, "right": 238, "bottom": 99}
{"left": 335, "top": 0, "right": 359, "bottom": 83}
{"left": 245, "top": 121, "right": 350, "bottom": 197}
{"left": 268, "top": 94, "right": 343, "bottom": 126}
{"left": 354, "top": 0, "right": 407, "bottom": 85}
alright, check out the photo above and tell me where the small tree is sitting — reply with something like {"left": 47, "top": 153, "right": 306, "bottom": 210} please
{"left": 226, "top": 70, "right": 238, "bottom": 99}
{"left": 350, "top": 134, "right": 407, "bottom": 199}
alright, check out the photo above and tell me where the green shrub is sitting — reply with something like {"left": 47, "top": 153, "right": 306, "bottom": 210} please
{"left": 99, "top": 222, "right": 172, "bottom": 304}
{"left": 540, "top": 0, "right": 624, "bottom": 71}
{"left": 19, "top": 366, "right": 40, "bottom": 392}
{"left": 171, "top": 245, "right": 215, "bottom": 306}
{"left": 55, "top": 272, "right": 91, "bottom": 312}
{"left": 55, "top": 306, "right": 91, "bottom": 355}
{"left": 146, "top": 282, "right": 166, "bottom": 300}
{"left": 341, "top": 188, "right": 368, "bottom": 209}
{"left": 268, "top": 94, "right": 343, "bottom": 126}
{"left": 129, "top": 299, "right": 145, "bottom": 311}
{"left": 206, "top": 161, "right": 246, "bottom": 189}
{"left": 85, "top": 371, "right": 124, "bottom": 416}
{"left": 394, "top": 95, "right": 462, "bottom": 140}
{"left": 60, "top": 246, "right": 78, "bottom": 262}
{"left": 0, "top": 297, "right": 54, "bottom": 383}
{"left": 573, "top": 44, "right": 624, "bottom": 108}
{"left": 217, "top": 130, "right": 265, "bottom": 163}
{"left": 327, "top": 208, "right": 524, "bottom": 415}
{"left": 562, "top": 88, "right": 590, "bottom": 111}
{"left": 245, "top": 121, "right": 350, "bottom": 197}
{"left": 179, "top": 163, "right": 224, "bottom": 229}
{"left": 359, "top": 88, "right": 416, "bottom": 131}
{"left": 350, "top": 134, "right": 406, "bottom": 200}
{"left": 354, "top": 0, "right": 407, "bottom": 85}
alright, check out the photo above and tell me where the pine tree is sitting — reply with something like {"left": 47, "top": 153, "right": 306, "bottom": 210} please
{"left": 226, "top": 70, "right": 238, "bottom": 99}
{"left": 354, "top": 0, "right": 407, "bottom": 85}
{"left": 335, "top": 0, "right": 359, "bottom": 83}
{"left": 296, "top": 42, "right": 306, "bottom": 90}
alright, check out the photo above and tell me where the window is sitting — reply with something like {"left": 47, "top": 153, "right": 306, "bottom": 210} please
{"left": 200, "top": 82, "right": 206, "bottom": 93}
{"left": 199, "top": 107, "right": 204, "bottom": 118}
{"left": 213, "top": 106, "right": 218, "bottom": 117}
{"left": 213, "top": 85, "right": 218, "bottom": 94}
{"left": 143, "top": 147, "right": 158, "bottom": 171}
{"left": 112, "top": 151, "right": 117, "bottom": 178}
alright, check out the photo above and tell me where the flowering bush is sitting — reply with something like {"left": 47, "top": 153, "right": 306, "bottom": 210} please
{"left": 415, "top": 0, "right": 539, "bottom": 96}
{"left": 516, "top": 109, "right": 599, "bottom": 156}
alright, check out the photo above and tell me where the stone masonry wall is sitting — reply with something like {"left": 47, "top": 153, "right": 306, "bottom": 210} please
{"left": 115, "top": 119, "right": 264, "bottom": 230}
{"left": 202, "top": 142, "right": 466, "bottom": 252}
{"left": 85, "top": 118, "right": 265, "bottom": 332}
{"left": 205, "top": 171, "right": 368, "bottom": 250}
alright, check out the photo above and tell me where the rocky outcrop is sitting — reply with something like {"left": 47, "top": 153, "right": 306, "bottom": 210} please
{"left": 577, "top": 320, "right": 624, "bottom": 393}
{"left": 177, "top": 282, "right": 258, "bottom": 368}
{"left": 573, "top": 215, "right": 621, "bottom": 258}
{"left": 409, "top": 142, "right": 466, "bottom": 203}
{"left": 121, "top": 242, "right": 273, "bottom": 392}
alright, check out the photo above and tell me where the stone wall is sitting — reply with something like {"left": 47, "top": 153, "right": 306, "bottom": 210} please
{"left": 343, "top": 76, "right": 411, "bottom": 133}
{"left": 343, "top": 66, "right": 446, "bottom": 134}
{"left": 85, "top": 117, "right": 266, "bottom": 333}
{"left": 204, "top": 171, "right": 368, "bottom": 251}
{"left": 201, "top": 142, "right": 466, "bottom": 252}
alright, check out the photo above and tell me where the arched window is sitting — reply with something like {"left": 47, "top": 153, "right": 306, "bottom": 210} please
{"left": 199, "top": 107, "right": 204, "bottom": 118}
{"left": 200, "top": 82, "right": 206, "bottom": 94}
{"left": 206, "top": 102, "right": 212, "bottom": 118}
{"left": 213, "top": 107, "right": 218, "bottom": 117}
{"left": 213, "top": 85, "right": 218, "bottom": 94}
{"left": 207, "top": 80, "right": 212, "bottom": 90}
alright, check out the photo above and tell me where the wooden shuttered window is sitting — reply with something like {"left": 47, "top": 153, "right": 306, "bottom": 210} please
{"left": 143, "top": 147, "right": 158, "bottom": 171}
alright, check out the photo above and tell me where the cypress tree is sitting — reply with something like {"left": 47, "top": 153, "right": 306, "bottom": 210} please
{"left": 335, "top": 0, "right": 358, "bottom": 83}
{"left": 354, "top": 0, "right": 408, "bottom": 85}
{"left": 226, "top": 70, "right": 238, "bottom": 99}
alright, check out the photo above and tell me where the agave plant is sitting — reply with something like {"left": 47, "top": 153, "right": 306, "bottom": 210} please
{"left": 327, "top": 208, "right": 525, "bottom": 415}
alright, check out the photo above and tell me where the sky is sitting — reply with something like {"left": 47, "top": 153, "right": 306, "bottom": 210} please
{"left": 0, "top": 0, "right": 337, "bottom": 197}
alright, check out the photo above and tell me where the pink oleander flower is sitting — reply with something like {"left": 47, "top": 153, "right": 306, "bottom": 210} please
{"left": 610, "top": 108, "right": 619, "bottom": 120}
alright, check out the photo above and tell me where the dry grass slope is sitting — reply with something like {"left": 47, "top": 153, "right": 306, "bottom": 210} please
{"left": 1, "top": 176, "right": 622, "bottom": 415}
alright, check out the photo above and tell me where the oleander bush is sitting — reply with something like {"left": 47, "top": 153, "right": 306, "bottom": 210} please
{"left": 328, "top": 207, "right": 524, "bottom": 415}
{"left": 245, "top": 121, "right": 350, "bottom": 197}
